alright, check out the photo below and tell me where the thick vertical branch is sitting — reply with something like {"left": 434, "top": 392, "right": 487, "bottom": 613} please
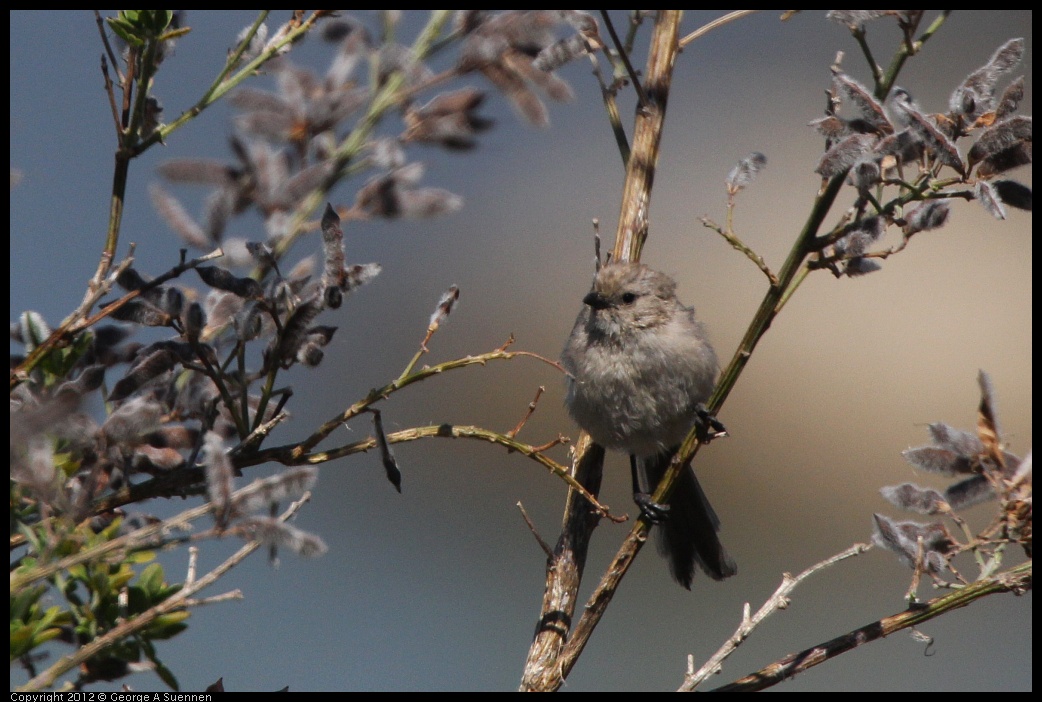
{"left": 519, "top": 439, "right": 604, "bottom": 691}
{"left": 612, "top": 11, "right": 682, "bottom": 263}
{"left": 520, "top": 11, "right": 683, "bottom": 692}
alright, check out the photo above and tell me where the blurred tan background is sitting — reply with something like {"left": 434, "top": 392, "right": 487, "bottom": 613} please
{"left": 10, "top": 11, "right": 1031, "bottom": 691}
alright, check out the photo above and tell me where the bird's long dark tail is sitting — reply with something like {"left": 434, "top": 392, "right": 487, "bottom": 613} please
{"left": 639, "top": 453, "right": 737, "bottom": 588}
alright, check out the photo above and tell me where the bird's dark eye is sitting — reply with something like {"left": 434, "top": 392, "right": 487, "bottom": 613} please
{"left": 621, "top": 292, "right": 637, "bottom": 304}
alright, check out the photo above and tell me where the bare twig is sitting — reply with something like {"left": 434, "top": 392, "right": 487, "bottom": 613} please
{"left": 242, "top": 423, "right": 616, "bottom": 521}
{"left": 679, "top": 10, "right": 760, "bottom": 48}
{"left": 508, "top": 386, "right": 545, "bottom": 439}
{"left": 700, "top": 216, "right": 777, "bottom": 284}
{"left": 599, "top": 11, "right": 650, "bottom": 109}
{"left": 710, "top": 560, "right": 1031, "bottom": 691}
{"left": 683, "top": 543, "right": 872, "bottom": 690}
{"left": 518, "top": 501, "right": 554, "bottom": 558}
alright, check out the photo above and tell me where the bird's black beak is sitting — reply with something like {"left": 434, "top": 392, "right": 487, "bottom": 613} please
{"left": 583, "top": 292, "right": 610, "bottom": 310}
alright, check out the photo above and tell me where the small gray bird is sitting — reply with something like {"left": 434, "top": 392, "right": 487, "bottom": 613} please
{"left": 562, "top": 261, "right": 736, "bottom": 587}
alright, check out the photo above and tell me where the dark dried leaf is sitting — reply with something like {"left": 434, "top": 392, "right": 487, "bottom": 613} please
{"left": 145, "top": 426, "right": 199, "bottom": 449}
{"left": 15, "top": 311, "right": 51, "bottom": 349}
{"left": 871, "top": 514, "right": 956, "bottom": 574}
{"left": 156, "top": 159, "right": 236, "bottom": 186}
{"left": 157, "top": 287, "right": 184, "bottom": 318}
{"left": 903, "top": 108, "right": 965, "bottom": 175}
{"left": 992, "top": 180, "right": 1032, "bottom": 211}
{"left": 233, "top": 300, "right": 264, "bottom": 342}
{"left": 276, "top": 61, "right": 319, "bottom": 108}
{"left": 903, "top": 201, "right": 951, "bottom": 235}
{"left": 815, "top": 134, "right": 875, "bottom": 177}
{"left": 369, "top": 137, "right": 406, "bottom": 169}
{"left": 397, "top": 188, "right": 464, "bottom": 219}
{"left": 54, "top": 364, "right": 107, "bottom": 401}
{"left": 307, "top": 88, "right": 367, "bottom": 132}
{"left": 826, "top": 10, "right": 893, "bottom": 26}
{"left": 429, "top": 285, "right": 460, "bottom": 329}
{"left": 504, "top": 49, "right": 573, "bottom": 102}
{"left": 843, "top": 257, "right": 882, "bottom": 277}
{"left": 247, "top": 142, "right": 291, "bottom": 211}
{"left": 481, "top": 62, "right": 548, "bottom": 126}
{"left": 950, "top": 38, "right": 1024, "bottom": 121}
{"left": 943, "top": 475, "right": 995, "bottom": 510}
{"left": 995, "top": 76, "right": 1025, "bottom": 120}
{"left": 323, "top": 286, "right": 343, "bottom": 310}
{"left": 320, "top": 203, "right": 346, "bottom": 294}
{"left": 372, "top": 410, "right": 402, "bottom": 493}
{"left": 184, "top": 302, "right": 205, "bottom": 341}
{"left": 306, "top": 326, "right": 337, "bottom": 347}
{"left": 836, "top": 216, "right": 884, "bottom": 257}
{"left": 108, "top": 349, "right": 178, "bottom": 402}
{"left": 132, "top": 445, "right": 186, "bottom": 473}
{"left": 902, "top": 446, "right": 975, "bottom": 476}
{"left": 279, "top": 161, "right": 334, "bottom": 208}
{"left": 344, "top": 263, "right": 381, "bottom": 292}
{"left": 374, "top": 42, "right": 432, "bottom": 90}
{"left": 145, "top": 340, "right": 198, "bottom": 364}
{"left": 851, "top": 159, "right": 880, "bottom": 193}
{"left": 976, "top": 370, "right": 1003, "bottom": 465}
{"left": 974, "top": 180, "right": 1007, "bottom": 220}
{"left": 104, "top": 299, "right": 174, "bottom": 327}
{"left": 874, "top": 129, "right": 923, "bottom": 165}
{"left": 203, "top": 432, "right": 234, "bottom": 527}
{"left": 726, "top": 152, "right": 768, "bottom": 193}
{"left": 275, "top": 297, "right": 323, "bottom": 367}
{"left": 880, "top": 483, "right": 946, "bottom": 514}
{"left": 297, "top": 343, "right": 324, "bottom": 367}
{"left": 230, "top": 87, "right": 291, "bottom": 115}
{"left": 976, "top": 142, "right": 1032, "bottom": 179}
{"left": 968, "top": 116, "right": 1032, "bottom": 170}
{"left": 323, "top": 15, "right": 369, "bottom": 44}
{"left": 150, "top": 183, "right": 210, "bottom": 249}
{"left": 355, "top": 174, "right": 401, "bottom": 218}
{"left": 834, "top": 73, "right": 891, "bottom": 134}
{"left": 92, "top": 325, "right": 133, "bottom": 352}
{"left": 231, "top": 467, "right": 318, "bottom": 515}
{"left": 196, "top": 266, "right": 264, "bottom": 299}
{"left": 234, "top": 110, "right": 295, "bottom": 142}
{"left": 201, "top": 187, "right": 234, "bottom": 243}
{"left": 205, "top": 289, "right": 245, "bottom": 332}
{"left": 403, "top": 88, "right": 493, "bottom": 150}
{"left": 534, "top": 33, "right": 588, "bottom": 72}
{"left": 116, "top": 268, "right": 149, "bottom": 291}
{"left": 237, "top": 515, "right": 328, "bottom": 558}
{"left": 928, "top": 422, "right": 983, "bottom": 457}
{"left": 102, "top": 395, "right": 164, "bottom": 443}
{"left": 809, "top": 115, "right": 854, "bottom": 140}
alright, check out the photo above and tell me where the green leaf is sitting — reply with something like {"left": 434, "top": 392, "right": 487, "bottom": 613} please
{"left": 126, "top": 550, "right": 157, "bottom": 564}
{"left": 10, "top": 583, "right": 46, "bottom": 622}
{"left": 109, "top": 564, "right": 137, "bottom": 592}
{"left": 10, "top": 624, "right": 35, "bottom": 659}
{"left": 154, "top": 660, "right": 181, "bottom": 691}
{"left": 141, "top": 636, "right": 181, "bottom": 691}
{"left": 107, "top": 17, "right": 143, "bottom": 47}
{"left": 138, "top": 562, "right": 165, "bottom": 596}
{"left": 147, "top": 610, "right": 190, "bottom": 640}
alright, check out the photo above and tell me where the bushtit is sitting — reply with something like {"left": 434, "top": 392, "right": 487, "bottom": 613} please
{"left": 561, "top": 261, "right": 736, "bottom": 587}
